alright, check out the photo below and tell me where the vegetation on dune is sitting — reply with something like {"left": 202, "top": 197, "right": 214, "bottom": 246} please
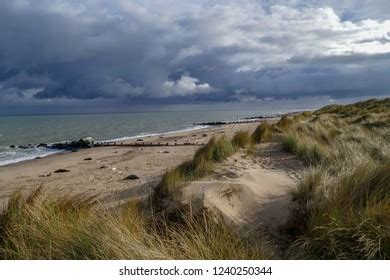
{"left": 316, "top": 98, "right": 390, "bottom": 117}
{"left": 282, "top": 98, "right": 390, "bottom": 259}
{"left": 195, "top": 136, "right": 236, "bottom": 163}
{"left": 287, "top": 161, "right": 390, "bottom": 259}
{"left": 251, "top": 123, "right": 273, "bottom": 144}
{"left": 155, "top": 136, "right": 236, "bottom": 201}
{"left": 290, "top": 167, "right": 325, "bottom": 204}
{"left": 232, "top": 131, "right": 251, "bottom": 148}
{"left": 277, "top": 115, "right": 294, "bottom": 131}
{"left": 0, "top": 188, "right": 274, "bottom": 260}
{"left": 282, "top": 132, "right": 329, "bottom": 165}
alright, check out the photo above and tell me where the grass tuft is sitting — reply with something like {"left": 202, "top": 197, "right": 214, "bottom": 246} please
{"left": 251, "top": 123, "right": 273, "bottom": 144}
{"left": 277, "top": 115, "right": 294, "bottom": 131}
{"left": 155, "top": 137, "right": 236, "bottom": 202}
{"left": 291, "top": 168, "right": 326, "bottom": 204}
{"left": 232, "top": 131, "right": 251, "bottom": 148}
{"left": 282, "top": 133, "right": 328, "bottom": 165}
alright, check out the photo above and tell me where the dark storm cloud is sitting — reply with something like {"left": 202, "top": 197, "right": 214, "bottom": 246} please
{"left": 0, "top": 0, "right": 389, "bottom": 111}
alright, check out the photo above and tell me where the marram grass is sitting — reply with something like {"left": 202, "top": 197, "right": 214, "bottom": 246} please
{"left": 0, "top": 188, "right": 275, "bottom": 260}
{"left": 232, "top": 131, "right": 251, "bottom": 148}
{"left": 251, "top": 123, "right": 273, "bottom": 144}
{"left": 155, "top": 136, "right": 235, "bottom": 201}
{"left": 283, "top": 98, "right": 390, "bottom": 259}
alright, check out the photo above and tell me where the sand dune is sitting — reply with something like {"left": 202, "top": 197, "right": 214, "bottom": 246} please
{"left": 182, "top": 142, "right": 304, "bottom": 235}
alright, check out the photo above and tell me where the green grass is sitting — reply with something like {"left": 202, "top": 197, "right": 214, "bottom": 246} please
{"left": 195, "top": 136, "right": 235, "bottom": 163}
{"left": 0, "top": 188, "right": 274, "bottom": 260}
{"left": 277, "top": 115, "right": 294, "bottom": 131}
{"left": 283, "top": 98, "right": 390, "bottom": 259}
{"left": 155, "top": 136, "right": 236, "bottom": 202}
{"left": 316, "top": 98, "right": 390, "bottom": 116}
{"left": 287, "top": 161, "right": 390, "bottom": 259}
{"left": 251, "top": 123, "right": 273, "bottom": 144}
{"left": 291, "top": 167, "right": 326, "bottom": 204}
{"left": 232, "top": 131, "right": 251, "bottom": 148}
{"left": 282, "top": 133, "right": 329, "bottom": 165}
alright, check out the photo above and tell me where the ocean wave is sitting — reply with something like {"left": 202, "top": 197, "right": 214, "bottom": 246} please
{"left": 0, "top": 146, "right": 61, "bottom": 167}
{"left": 0, "top": 125, "right": 210, "bottom": 166}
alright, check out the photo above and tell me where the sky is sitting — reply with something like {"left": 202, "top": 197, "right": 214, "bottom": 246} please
{"left": 0, "top": 0, "right": 389, "bottom": 114}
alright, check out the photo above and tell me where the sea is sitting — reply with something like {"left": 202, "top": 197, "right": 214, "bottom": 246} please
{"left": 0, "top": 107, "right": 311, "bottom": 166}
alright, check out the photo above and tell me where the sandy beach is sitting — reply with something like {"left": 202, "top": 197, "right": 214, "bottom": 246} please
{"left": 0, "top": 121, "right": 271, "bottom": 210}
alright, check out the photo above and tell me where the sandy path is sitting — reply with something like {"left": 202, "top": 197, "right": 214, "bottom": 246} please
{"left": 182, "top": 141, "right": 304, "bottom": 235}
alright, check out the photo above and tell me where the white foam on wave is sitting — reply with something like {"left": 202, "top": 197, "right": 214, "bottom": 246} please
{"left": 0, "top": 125, "right": 210, "bottom": 166}
{"left": 0, "top": 147, "right": 61, "bottom": 167}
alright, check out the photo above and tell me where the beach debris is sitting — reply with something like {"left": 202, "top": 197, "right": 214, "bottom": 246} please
{"left": 99, "top": 165, "right": 107, "bottom": 169}
{"left": 159, "top": 136, "right": 164, "bottom": 139}
{"left": 112, "top": 167, "right": 117, "bottom": 171}
{"left": 84, "top": 157, "right": 93, "bottom": 161}
{"left": 123, "top": 174, "right": 140, "bottom": 180}
{"left": 35, "top": 157, "right": 42, "bottom": 159}
{"left": 158, "top": 150, "right": 170, "bottom": 154}
{"left": 136, "top": 139, "right": 144, "bottom": 142}
{"left": 37, "top": 143, "right": 48, "bottom": 148}
{"left": 39, "top": 172, "right": 52, "bottom": 177}
{"left": 202, "top": 133, "right": 208, "bottom": 137}
{"left": 54, "top": 169, "right": 70, "bottom": 173}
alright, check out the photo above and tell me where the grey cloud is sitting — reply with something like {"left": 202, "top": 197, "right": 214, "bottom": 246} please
{"left": 0, "top": 0, "right": 389, "bottom": 113}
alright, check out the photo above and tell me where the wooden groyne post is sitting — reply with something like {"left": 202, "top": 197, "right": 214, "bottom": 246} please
{"left": 94, "top": 142, "right": 204, "bottom": 148}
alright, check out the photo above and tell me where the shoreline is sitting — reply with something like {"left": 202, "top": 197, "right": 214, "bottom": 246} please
{"left": 1, "top": 115, "right": 283, "bottom": 167}
{"left": 0, "top": 121, "right": 270, "bottom": 208}
{"left": 0, "top": 124, "right": 212, "bottom": 167}
{"left": 0, "top": 112, "right": 291, "bottom": 167}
